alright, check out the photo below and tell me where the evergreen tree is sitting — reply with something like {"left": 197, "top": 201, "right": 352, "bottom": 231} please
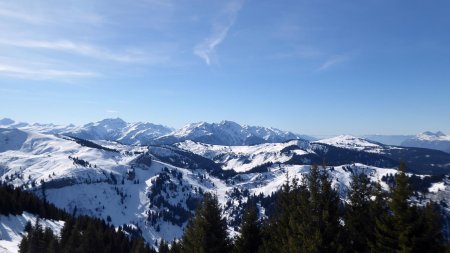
{"left": 181, "top": 193, "right": 231, "bottom": 253}
{"left": 169, "top": 240, "right": 182, "bottom": 253}
{"left": 159, "top": 240, "right": 170, "bottom": 253}
{"left": 345, "top": 172, "right": 375, "bottom": 253}
{"left": 259, "top": 174, "right": 306, "bottom": 253}
{"left": 371, "top": 162, "right": 446, "bottom": 253}
{"left": 261, "top": 165, "right": 344, "bottom": 253}
{"left": 233, "top": 203, "right": 261, "bottom": 253}
{"left": 130, "top": 238, "right": 148, "bottom": 253}
{"left": 410, "top": 203, "right": 445, "bottom": 253}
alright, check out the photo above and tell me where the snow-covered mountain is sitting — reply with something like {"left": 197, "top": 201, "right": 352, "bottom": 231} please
{"left": 401, "top": 131, "right": 450, "bottom": 153}
{"left": 175, "top": 139, "right": 310, "bottom": 173}
{"left": 2, "top": 126, "right": 450, "bottom": 248}
{"left": 62, "top": 118, "right": 173, "bottom": 145}
{"left": 0, "top": 118, "right": 173, "bottom": 145}
{"left": 153, "top": 120, "right": 311, "bottom": 146}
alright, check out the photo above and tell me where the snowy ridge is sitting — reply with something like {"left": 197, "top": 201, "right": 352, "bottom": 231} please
{"left": 175, "top": 140, "right": 310, "bottom": 172}
{"left": 416, "top": 131, "right": 450, "bottom": 141}
{"left": 155, "top": 120, "right": 309, "bottom": 146}
{"left": 313, "top": 135, "right": 388, "bottom": 153}
{"left": 0, "top": 118, "right": 173, "bottom": 145}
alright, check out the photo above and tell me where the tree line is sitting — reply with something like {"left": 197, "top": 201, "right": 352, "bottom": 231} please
{"left": 172, "top": 163, "right": 449, "bottom": 253}
{"left": 3, "top": 162, "right": 449, "bottom": 253}
{"left": 0, "top": 182, "right": 156, "bottom": 253}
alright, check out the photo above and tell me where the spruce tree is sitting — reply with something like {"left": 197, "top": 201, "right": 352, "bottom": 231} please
{"left": 345, "top": 172, "right": 375, "bottom": 253}
{"left": 169, "top": 240, "right": 182, "bottom": 253}
{"left": 181, "top": 193, "right": 231, "bottom": 253}
{"left": 371, "top": 162, "right": 446, "bottom": 253}
{"left": 261, "top": 165, "right": 344, "bottom": 253}
{"left": 233, "top": 203, "right": 261, "bottom": 253}
{"left": 159, "top": 240, "right": 170, "bottom": 253}
{"left": 303, "top": 165, "right": 343, "bottom": 253}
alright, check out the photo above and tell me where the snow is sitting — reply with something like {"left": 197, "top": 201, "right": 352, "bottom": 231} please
{"left": 157, "top": 120, "right": 303, "bottom": 146}
{"left": 176, "top": 140, "right": 308, "bottom": 172}
{"left": 313, "top": 135, "right": 387, "bottom": 153}
{"left": 0, "top": 118, "right": 173, "bottom": 146}
{"left": 429, "top": 182, "right": 446, "bottom": 193}
{"left": 0, "top": 213, "right": 64, "bottom": 253}
{"left": 416, "top": 131, "right": 450, "bottom": 141}
{"left": 1, "top": 126, "right": 448, "bottom": 247}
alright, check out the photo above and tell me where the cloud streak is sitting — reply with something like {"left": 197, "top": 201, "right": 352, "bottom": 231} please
{"left": 0, "top": 38, "right": 147, "bottom": 63}
{"left": 0, "top": 63, "right": 96, "bottom": 80}
{"left": 0, "top": 6, "right": 47, "bottom": 24}
{"left": 318, "top": 55, "right": 348, "bottom": 71}
{"left": 194, "top": 0, "right": 244, "bottom": 65}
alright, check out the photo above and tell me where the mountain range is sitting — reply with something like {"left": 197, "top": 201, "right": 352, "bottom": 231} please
{"left": 0, "top": 118, "right": 312, "bottom": 146}
{"left": 1, "top": 117, "right": 450, "bottom": 251}
{"left": 2, "top": 117, "right": 449, "bottom": 153}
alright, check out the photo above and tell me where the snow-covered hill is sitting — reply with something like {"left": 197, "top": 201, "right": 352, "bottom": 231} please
{"left": 401, "top": 131, "right": 450, "bottom": 153}
{"left": 1, "top": 127, "right": 450, "bottom": 247}
{"left": 175, "top": 139, "right": 310, "bottom": 172}
{"left": 153, "top": 120, "right": 311, "bottom": 146}
{"left": 313, "top": 135, "right": 388, "bottom": 153}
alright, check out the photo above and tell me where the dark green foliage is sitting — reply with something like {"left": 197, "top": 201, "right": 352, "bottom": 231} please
{"left": 233, "top": 203, "right": 262, "bottom": 253}
{"left": 371, "top": 162, "right": 446, "bottom": 253}
{"left": 0, "top": 183, "right": 67, "bottom": 219}
{"left": 0, "top": 183, "right": 155, "bottom": 253}
{"left": 158, "top": 240, "right": 170, "bottom": 253}
{"left": 181, "top": 193, "right": 231, "bottom": 253}
{"left": 169, "top": 241, "right": 181, "bottom": 253}
{"left": 65, "top": 136, "right": 119, "bottom": 153}
{"left": 345, "top": 172, "right": 377, "bottom": 253}
{"left": 19, "top": 215, "right": 157, "bottom": 253}
{"left": 260, "top": 165, "right": 344, "bottom": 253}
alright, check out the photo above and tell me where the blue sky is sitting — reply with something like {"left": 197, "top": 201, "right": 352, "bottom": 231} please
{"left": 1, "top": 0, "right": 450, "bottom": 135}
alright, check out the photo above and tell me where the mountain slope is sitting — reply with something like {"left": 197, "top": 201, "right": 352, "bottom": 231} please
{"left": 62, "top": 118, "right": 173, "bottom": 145}
{"left": 1, "top": 129, "right": 450, "bottom": 247}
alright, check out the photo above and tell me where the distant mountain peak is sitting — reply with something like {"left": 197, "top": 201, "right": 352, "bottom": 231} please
{"left": 0, "top": 118, "right": 15, "bottom": 125}
{"left": 155, "top": 120, "right": 307, "bottom": 146}
{"left": 313, "top": 134, "right": 383, "bottom": 152}
{"left": 96, "top": 118, "right": 127, "bottom": 127}
{"left": 401, "top": 131, "right": 450, "bottom": 153}
{"left": 421, "top": 131, "right": 446, "bottom": 137}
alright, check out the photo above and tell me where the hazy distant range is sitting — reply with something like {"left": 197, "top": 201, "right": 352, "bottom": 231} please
{"left": 312, "top": 135, "right": 414, "bottom": 146}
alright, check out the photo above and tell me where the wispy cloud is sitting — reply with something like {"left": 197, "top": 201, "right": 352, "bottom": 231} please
{"left": 0, "top": 63, "right": 96, "bottom": 80}
{"left": 106, "top": 110, "right": 119, "bottom": 114}
{"left": 0, "top": 7, "right": 47, "bottom": 24}
{"left": 0, "top": 38, "right": 147, "bottom": 63}
{"left": 318, "top": 55, "right": 348, "bottom": 71}
{"left": 194, "top": 0, "right": 244, "bottom": 65}
{"left": 0, "top": 2, "right": 105, "bottom": 26}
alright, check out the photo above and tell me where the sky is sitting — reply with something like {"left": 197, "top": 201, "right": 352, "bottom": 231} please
{"left": 0, "top": 0, "right": 450, "bottom": 136}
